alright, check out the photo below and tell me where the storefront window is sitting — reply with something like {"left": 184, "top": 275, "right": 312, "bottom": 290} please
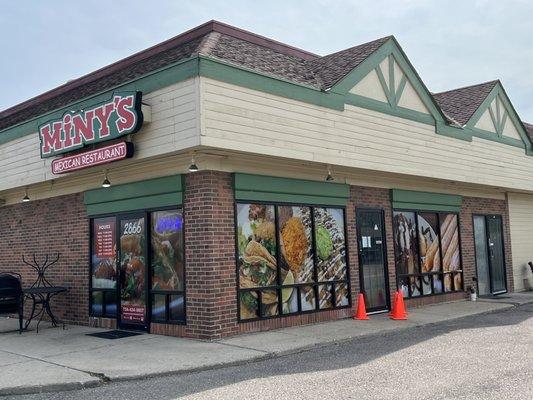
{"left": 393, "top": 210, "right": 463, "bottom": 298}
{"left": 89, "top": 208, "right": 185, "bottom": 324}
{"left": 236, "top": 203, "right": 350, "bottom": 321}
{"left": 150, "top": 209, "right": 185, "bottom": 323}
{"left": 91, "top": 217, "right": 117, "bottom": 317}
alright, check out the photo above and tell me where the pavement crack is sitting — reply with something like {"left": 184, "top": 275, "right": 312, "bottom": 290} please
{"left": 0, "top": 348, "right": 109, "bottom": 384}
{"left": 213, "top": 341, "right": 270, "bottom": 354}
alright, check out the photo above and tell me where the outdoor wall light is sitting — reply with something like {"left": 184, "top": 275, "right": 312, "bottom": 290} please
{"left": 102, "top": 170, "right": 111, "bottom": 188}
{"left": 188, "top": 153, "right": 199, "bottom": 172}
{"left": 22, "top": 187, "right": 30, "bottom": 202}
{"left": 325, "top": 165, "right": 334, "bottom": 182}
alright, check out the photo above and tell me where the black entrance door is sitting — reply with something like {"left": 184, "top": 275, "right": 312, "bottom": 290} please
{"left": 473, "top": 215, "right": 507, "bottom": 295}
{"left": 118, "top": 213, "right": 149, "bottom": 330}
{"left": 356, "top": 209, "right": 390, "bottom": 312}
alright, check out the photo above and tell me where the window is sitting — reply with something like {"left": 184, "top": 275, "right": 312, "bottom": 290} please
{"left": 89, "top": 208, "right": 185, "bottom": 324}
{"left": 392, "top": 210, "right": 463, "bottom": 298}
{"left": 236, "top": 203, "right": 350, "bottom": 321}
{"left": 150, "top": 209, "right": 185, "bottom": 323}
{"left": 90, "top": 217, "right": 118, "bottom": 318}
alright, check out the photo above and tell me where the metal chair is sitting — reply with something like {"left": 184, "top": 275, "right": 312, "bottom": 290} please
{"left": 0, "top": 273, "right": 24, "bottom": 334}
{"left": 22, "top": 253, "right": 60, "bottom": 288}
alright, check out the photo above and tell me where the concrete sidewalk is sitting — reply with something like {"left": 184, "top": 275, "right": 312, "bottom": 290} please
{"left": 1, "top": 292, "right": 532, "bottom": 396}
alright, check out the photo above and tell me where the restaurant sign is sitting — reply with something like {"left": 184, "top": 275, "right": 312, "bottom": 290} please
{"left": 39, "top": 91, "right": 143, "bottom": 158}
{"left": 51, "top": 141, "right": 134, "bottom": 175}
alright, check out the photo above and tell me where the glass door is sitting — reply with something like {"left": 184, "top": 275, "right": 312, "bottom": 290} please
{"left": 473, "top": 215, "right": 507, "bottom": 295}
{"left": 356, "top": 209, "right": 390, "bottom": 312}
{"left": 473, "top": 216, "right": 490, "bottom": 295}
{"left": 118, "top": 214, "right": 149, "bottom": 330}
{"left": 486, "top": 215, "right": 507, "bottom": 294}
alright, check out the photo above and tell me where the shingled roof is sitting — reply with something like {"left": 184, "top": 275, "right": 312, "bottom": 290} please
{"left": 0, "top": 20, "right": 528, "bottom": 137}
{"left": 432, "top": 80, "right": 499, "bottom": 127}
{"left": 306, "top": 36, "right": 391, "bottom": 89}
{"left": 0, "top": 21, "right": 392, "bottom": 132}
{"left": 523, "top": 122, "right": 533, "bottom": 141}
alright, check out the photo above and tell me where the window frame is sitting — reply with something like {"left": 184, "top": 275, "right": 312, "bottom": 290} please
{"left": 88, "top": 206, "right": 186, "bottom": 326}
{"left": 235, "top": 200, "right": 352, "bottom": 323}
{"left": 392, "top": 208, "right": 464, "bottom": 299}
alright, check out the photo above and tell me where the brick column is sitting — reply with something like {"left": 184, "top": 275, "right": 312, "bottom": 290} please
{"left": 183, "top": 170, "right": 239, "bottom": 339}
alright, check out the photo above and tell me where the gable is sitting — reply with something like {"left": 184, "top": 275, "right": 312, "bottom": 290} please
{"left": 469, "top": 86, "right": 530, "bottom": 148}
{"left": 348, "top": 54, "right": 430, "bottom": 114}
{"left": 334, "top": 38, "right": 444, "bottom": 127}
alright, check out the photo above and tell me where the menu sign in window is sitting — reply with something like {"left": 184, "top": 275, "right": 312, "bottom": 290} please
{"left": 91, "top": 217, "right": 117, "bottom": 289}
{"left": 95, "top": 220, "right": 115, "bottom": 258}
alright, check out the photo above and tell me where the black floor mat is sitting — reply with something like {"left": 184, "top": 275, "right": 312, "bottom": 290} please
{"left": 86, "top": 330, "right": 143, "bottom": 339}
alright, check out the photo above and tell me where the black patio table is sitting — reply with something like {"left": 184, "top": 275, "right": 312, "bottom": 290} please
{"left": 23, "top": 286, "right": 68, "bottom": 333}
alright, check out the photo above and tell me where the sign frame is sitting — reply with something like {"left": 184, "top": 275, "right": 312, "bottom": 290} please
{"left": 39, "top": 91, "right": 143, "bottom": 158}
{"left": 51, "top": 141, "right": 134, "bottom": 175}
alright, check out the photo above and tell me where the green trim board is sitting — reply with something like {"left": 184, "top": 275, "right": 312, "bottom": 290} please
{"left": 470, "top": 128, "right": 525, "bottom": 149}
{"left": 373, "top": 54, "right": 407, "bottom": 109}
{"left": 345, "top": 93, "right": 435, "bottom": 125}
{"left": 391, "top": 189, "right": 462, "bottom": 212}
{"left": 84, "top": 174, "right": 183, "bottom": 216}
{"left": 198, "top": 56, "right": 345, "bottom": 111}
{"left": 233, "top": 173, "right": 350, "bottom": 206}
{"left": 435, "top": 122, "right": 473, "bottom": 142}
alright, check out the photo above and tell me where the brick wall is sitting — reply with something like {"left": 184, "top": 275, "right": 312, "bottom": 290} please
{"left": 0, "top": 179, "right": 514, "bottom": 339}
{"left": 0, "top": 193, "right": 89, "bottom": 324}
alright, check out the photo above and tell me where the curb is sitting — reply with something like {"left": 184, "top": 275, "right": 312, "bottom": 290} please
{"left": 0, "top": 379, "right": 101, "bottom": 397}
{"left": 1, "top": 300, "right": 531, "bottom": 397}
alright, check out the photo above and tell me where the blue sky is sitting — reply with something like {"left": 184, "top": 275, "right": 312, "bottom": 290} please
{"left": 1, "top": 0, "right": 532, "bottom": 121}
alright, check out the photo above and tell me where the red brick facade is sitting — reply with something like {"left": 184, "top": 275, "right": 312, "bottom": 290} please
{"left": 0, "top": 193, "right": 89, "bottom": 324}
{"left": 0, "top": 174, "right": 515, "bottom": 339}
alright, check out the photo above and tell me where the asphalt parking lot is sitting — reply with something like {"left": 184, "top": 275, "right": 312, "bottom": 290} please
{"left": 8, "top": 302, "right": 532, "bottom": 400}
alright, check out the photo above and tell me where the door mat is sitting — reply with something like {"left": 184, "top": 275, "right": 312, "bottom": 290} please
{"left": 86, "top": 330, "right": 143, "bottom": 339}
{"left": 479, "top": 295, "right": 512, "bottom": 299}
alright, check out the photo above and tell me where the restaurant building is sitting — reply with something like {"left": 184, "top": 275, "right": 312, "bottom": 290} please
{"left": 1, "top": 21, "right": 532, "bottom": 339}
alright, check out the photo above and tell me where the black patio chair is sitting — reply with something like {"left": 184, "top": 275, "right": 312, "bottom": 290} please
{"left": 0, "top": 273, "right": 24, "bottom": 334}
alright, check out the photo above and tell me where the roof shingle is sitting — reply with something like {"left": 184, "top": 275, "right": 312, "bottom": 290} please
{"left": 432, "top": 80, "right": 499, "bottom": 126}
{"left": 307, "top": 36, "right": 391, "bottom": 89}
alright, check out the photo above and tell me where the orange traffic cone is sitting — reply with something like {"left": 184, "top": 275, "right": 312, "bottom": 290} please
{"left": 390, "top": 290, "right": 408, "bottom": 320}
{"left": 353, "top": 293, "right": 369, "bottom": 320}
{"left": 388, "top": 291, "right": 398, "bottom": 316}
